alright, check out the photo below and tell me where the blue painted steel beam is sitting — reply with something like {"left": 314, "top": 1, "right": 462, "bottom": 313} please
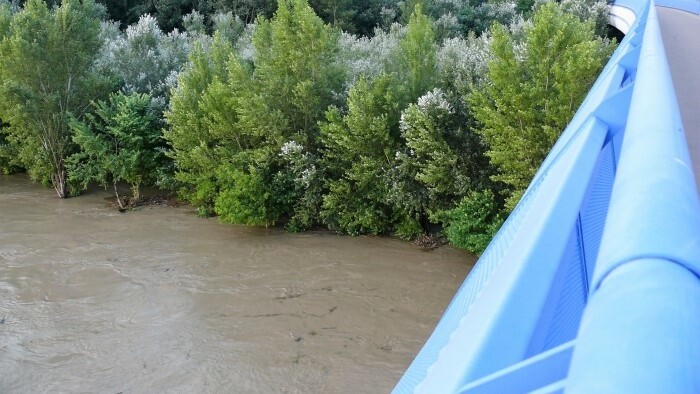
{"left": 567, "top": 3, "right": 700, "bottom": 392}
{"left": 567, "top": 259, "right": 700, "bottom": 393}
{"left": 411, "top": 117, "right": 608, "bottom": 392}
{"left": 457, "top": 341, "right": 575, "bottom": 393}
{"left": 395, "top": 20, "right": 648, "bottom": 394}
{"left": 589, "top": 3, "right": 700, "bottom": 287}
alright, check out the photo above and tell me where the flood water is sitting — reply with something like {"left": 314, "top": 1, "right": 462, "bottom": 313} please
{"left": 0, "top": 174, "right": 473, "bottom": 393}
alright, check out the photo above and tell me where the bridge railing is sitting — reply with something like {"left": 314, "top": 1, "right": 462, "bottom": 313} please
{"left": 566, "top": 3, "right": 700, "bottom": 392}
{"left": 395, "top": 0, "right": 700, "bottom": 392}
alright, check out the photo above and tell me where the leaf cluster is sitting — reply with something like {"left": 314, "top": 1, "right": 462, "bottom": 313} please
{"left": 68, "top": 92, "right": 168, "bottom": 201}
{"left": 470, "top": 2, "right": 615, "bottom": 210}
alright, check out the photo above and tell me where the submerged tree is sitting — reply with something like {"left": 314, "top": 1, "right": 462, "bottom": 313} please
{"left": 443, "top": 188, "right": 504, "bottom": 254}
{"left": 320, "top": 74, "right": 400, "bottom": 235}
{"left": 165, "top": 35, "right": 235, "bottom": 215}
{"left": 0, "top": 0, "right": 107, "bottom": 197}
{"left": 392, "top": 90, "right": 476, "bottom": 231}
{"left": 166, "top": 0, "right": 345, "bottom": 228}
{"left": 470, "top": 2, "right": 614, "bottom": 210}
{"left": 0, "top": 118, "right": 20, "bottom": 174}
{"left": 68, "top": 92, "right": 167, "bottom": 208}
{"left": 213, "top": 0, "right": 346, "bottom": 228}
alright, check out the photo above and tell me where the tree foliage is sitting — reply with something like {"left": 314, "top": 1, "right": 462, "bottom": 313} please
{"left": 443, "top": 189, "right": 503, "bottom": 254}
{"left": 470, "top": 2, "right": 614, "bottom": 210}
{"left": 392, "top": 89, "right": 490, "bottom": 226}
{"left": 165, "top": 35, "right": 233, "bottom": 214}
{"left": 396, "top": 4, "right": 436, "bottom": 103}
{"left": 0, "top": 0, "right": 108, "bottom": 197}
{"left": 319, "top": 5, "right": 441, "bottom": 236}
{"left": 0, "top": 119, "right": 21, "bottom": 174}
{"left": 96, "top": 14, "right": 198, "bottom": 100}
{"left": 68, "top": 92, "right": 167, "bottom": 207}
{"left": 213, "top": 0, "right": 344, "bottom": 228}
{"left": 0, "top": 0, "right": 618, "bottom": 254}
{"left": 251, "top": 0, "right": 345, "bottom": 148}
{"left": 166, "top": 0, "right": 344, "bottom": 227}
{"left": 320, "top": 74, "right": 399, "bottom": 235}
{"left": 457, "top": 0, "right": 516, "bottom": 37}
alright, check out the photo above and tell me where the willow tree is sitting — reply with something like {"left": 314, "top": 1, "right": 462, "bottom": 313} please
{"left": 165, "top": 35, "right": 235, "bottom": 215}
{"left": 470, "top": 2, "right": 615, "bottom": 210}
{"left": 0, "top": 0, "right": 107, "bottom": 197}
{"left": 212, "top": 0, "right": 346, "bottom": 228}
{"left": 396, "top": 3, "right": 437, "bottom": 105}
{"left": 320, "top": 74, "right": 400, "bottom": 235}
{"left": 68, "top": 92, "right": 166, "bottom": 209}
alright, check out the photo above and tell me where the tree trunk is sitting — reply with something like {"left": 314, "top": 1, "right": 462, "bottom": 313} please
{"left": 131, "top": 184, "right": 140, "bottom": 201}
{"left": 52, "top": 168, "right": 67, "bottom": 198}
{"left": 113, "top": 181, "right": 125, "bottom": 210}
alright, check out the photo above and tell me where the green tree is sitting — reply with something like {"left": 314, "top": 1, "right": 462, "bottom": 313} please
{"left": 165, "top": 35, "right": 234, "bottom": 214}
{"left": 68, "top": 92, "right": 167, "bottom": 208}
{"left": 443, "top": 189, "right": 504, "bottom": 254}
{"left": 308, "top": 0, "right": 387, "bottom": 36}
{"left": 0, "top": 0, "right": 13, "bottom": 35}
{"left": 208, "top": 0, "right": 275, "bottom": 24}
{"left": 211, "top": 0, "right": 345, "bottom": 228}
{"left": 392, "top": 89, "right": 489, "bottom": 230}
{"left": 396, "top": 3, "right": 436, "bottom": 104}
{"left": 0, "top": 119, "right": 21, "bottom": 174}
{"left": 309, "top": 0, "right": 353, "bottom": 27}
{"left": 320, "top": 74, "right": 400, "bottom": 235}
{"left": 167, "top": 0, "right": 343, "bottom": 228}
{"left": 0, "top": 0, "right": 108, "bottom": 197}
{"left": 317, "top": 5, "right": 440, "bottom": 237}
{"left": 0, "top": 0, "right": 13, "bottom": 173}
{"left": 348, "top": 0, "right": 389, "bottom": 37}
{"left": 125, "top": 0, "right": 212, "bottom": 32}
{"left": 470, "top": 2, "right": 614, "bottom": 210}
{"left": 251, "top": 0, "right": 344, "bottom": 149}
{"left": 457, "top": 0, "right": 516, "bottom": 37}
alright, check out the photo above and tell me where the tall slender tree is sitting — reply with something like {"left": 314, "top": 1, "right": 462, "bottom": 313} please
{"left": 0, "top": 0, "right": 108, "bottom": 197}
{"left": 165, "top": 35, "right": 233, "bottom": 214}
{"left": 211, "top": 0, "right": 345, "bottom": 227}
{"left": 320, "top": 74, "right": 400, "bottom": 235}
{"left": 396, "top": 3, "right": 436, "bottom": 104}
{"left": 470, "top": 2, "right": 614, "bottom": 209}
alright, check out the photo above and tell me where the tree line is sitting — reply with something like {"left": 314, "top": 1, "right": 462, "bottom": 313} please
{"left": 0, "top": 0, "right": 614, "bottom": 254}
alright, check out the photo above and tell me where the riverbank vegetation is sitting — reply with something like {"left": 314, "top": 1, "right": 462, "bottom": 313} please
{"left": 0, "top": 0, "right": 614, "bottom": 254}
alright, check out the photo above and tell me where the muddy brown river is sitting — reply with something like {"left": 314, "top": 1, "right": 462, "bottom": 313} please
{"left": 0, "top": 174, "right": 473, "bottom": 393}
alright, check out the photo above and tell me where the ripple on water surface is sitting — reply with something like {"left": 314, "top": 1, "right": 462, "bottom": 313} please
{"left": 0, "top": 174, "right": 474, "bottom": 393}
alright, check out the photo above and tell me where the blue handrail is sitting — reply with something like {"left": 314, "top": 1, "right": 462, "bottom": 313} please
{"left": 394, "top": 0, "right": 700, "bottom": 392}
{"left": 567, "top": 3, "right": 700, "bottom": 392}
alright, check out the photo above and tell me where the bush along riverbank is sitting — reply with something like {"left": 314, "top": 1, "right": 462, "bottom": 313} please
{"left": 0, "top": 0, "right": 614, "bottom": 255}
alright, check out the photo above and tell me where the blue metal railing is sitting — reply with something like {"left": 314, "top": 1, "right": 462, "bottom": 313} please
{"left": 394, "top": 0, "right": 700, "bottom": 392}
{"left": 567, "top": 4, "right": 700, "bottom": 392}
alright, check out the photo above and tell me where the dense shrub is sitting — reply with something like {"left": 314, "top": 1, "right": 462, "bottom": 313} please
{"left": 0, "top": 0, "right": 616, "bottom": 255}
{"left": 443, "top": 189, "right": 504, "bottom": 254}
{"left": 67, "top": 92, "right": 167, "bottom": 207}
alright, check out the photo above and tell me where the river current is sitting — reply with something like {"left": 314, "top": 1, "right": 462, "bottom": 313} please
{"left": 0, "top": 174, "right": 473, "bottom": 393}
